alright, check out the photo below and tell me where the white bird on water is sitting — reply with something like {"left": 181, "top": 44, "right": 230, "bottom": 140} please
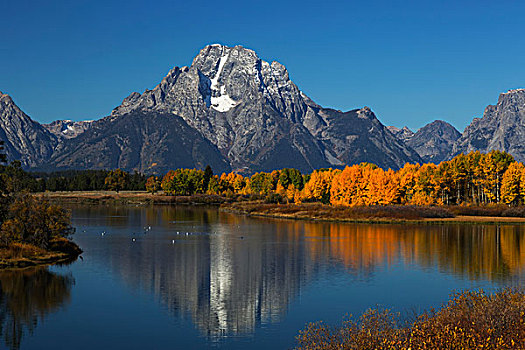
{"left": 132, "top": 238, "right": 136, "bottom": 242}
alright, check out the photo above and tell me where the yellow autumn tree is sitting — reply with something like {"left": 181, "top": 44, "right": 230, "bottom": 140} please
{"left": 285, "top": 183, "right": 298, "bottom": 203}
{"left": 367, "top": 168, "right": 400, "bottom": 205}
{"left": 398, "top": 163, "right": 420, "bottom": 204}
{"left": 481, "top": 150, "right": 514, "bottom": 203}
{"left": 330, "top": 165, "right": 370, "bottom": 206}
{"left": 501, "top": 162, "right": 525, "bottom": 206}
{"left": 303, "top": 169, "right": 337, "bottom": 204}
{"left": 331, "top": 165, "right": 357, "bottom": 206}
{"left": 410, "top": 163, "right": 438, "bottom": 205}
{"left": 276, "top": 181, "right": 286, "bottom": 197}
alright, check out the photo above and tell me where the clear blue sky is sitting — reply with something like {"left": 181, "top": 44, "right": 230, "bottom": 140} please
{"left": 2, "top": 0, "right": 525, "bottom": 131}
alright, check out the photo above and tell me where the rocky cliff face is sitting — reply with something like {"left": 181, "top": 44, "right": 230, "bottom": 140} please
{"left": 407, "top": 120, "right": 460, "bottom": 163}
{"left": 0, "top": 92, "right": 57, "bottom": 167}
{"left": 387, "top": 126, "right": 415, "bottom": 143}
{"left": 42, "top": 111, "right": 231, "bottom": 174}
{"left": 451, "top": 89, "right": 525, "bottom": 162}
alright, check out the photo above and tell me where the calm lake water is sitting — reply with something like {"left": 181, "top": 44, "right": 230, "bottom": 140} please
{"left": 3, "top": 204, "right": 525, "bottom": 349}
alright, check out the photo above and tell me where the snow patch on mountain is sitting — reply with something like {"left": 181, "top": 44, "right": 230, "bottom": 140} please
{"left": 208, "top": 53, "right": 239, "bottom": 112}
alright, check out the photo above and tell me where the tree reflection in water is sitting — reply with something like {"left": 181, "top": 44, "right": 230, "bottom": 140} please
{"left": 0, "top": 267, "right": 74, "bottom": 350}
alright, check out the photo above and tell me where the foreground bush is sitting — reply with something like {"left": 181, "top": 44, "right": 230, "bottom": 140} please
{"left": 0, "top": 193, "right": 75, "bottom": 249}
{"left": 295, "top": 289, "right": 525, "bottom": 350}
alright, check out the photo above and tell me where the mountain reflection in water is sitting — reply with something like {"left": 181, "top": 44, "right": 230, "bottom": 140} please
{"left": 68, "top": 205, "right": 525, "bottom": 339}
{"left": 0, "top": 267, "right": 74, "bottom": 350}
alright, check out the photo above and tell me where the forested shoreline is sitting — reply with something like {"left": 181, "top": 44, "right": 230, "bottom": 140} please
{"left": 14, "top": 150, "right": 525, "bottom": 209}
{"left": 152, "top": 150, "right": 522, "bottom": 207}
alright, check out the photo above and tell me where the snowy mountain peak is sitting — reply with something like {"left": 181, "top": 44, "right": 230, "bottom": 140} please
{"left": 106, "top": 43, "right": 421, "bottom": 172}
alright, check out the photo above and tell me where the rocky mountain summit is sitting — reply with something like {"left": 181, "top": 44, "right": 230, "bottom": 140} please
{"left": 392, "top": 120, "right": 460, "bottom": 163}
{"left": 451, "top": 89, "right": 525, "bottom": 162}
{"left": 0, "top": 45, "right": 421, "bottom": 173}
{"left": 0, "top": 92, "right": 57, "bottom": 167}
{"left": 106, "top": 44, "right": 420, "bottom": 172}
{"left": 390, "top": 89, "right": 525, "bottom": 164}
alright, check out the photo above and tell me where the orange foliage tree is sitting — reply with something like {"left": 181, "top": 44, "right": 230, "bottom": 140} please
{"left": 157, "top": 151, "right": 523, "bottom": 207}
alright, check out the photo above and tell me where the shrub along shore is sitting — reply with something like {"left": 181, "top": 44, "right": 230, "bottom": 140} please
{"left": 0, "top": 193, "right": 82, "bottom": 269}
{"left": 295, "top": 288, "right": 525, "bottom": 350}
{"left": 0, "top": 158, "right": 81, "bottom": 270}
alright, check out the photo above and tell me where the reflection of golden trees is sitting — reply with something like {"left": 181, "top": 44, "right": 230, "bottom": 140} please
{"left": 304, "top": 222, "right": 525, "bottom": 281}
{"left": 0, "top": 268, "right": 74, "bottom": 350}
{"left": 500, "top": 225, "right": 525, "bottom": 274}
{"left": 304, "top": 223, "right": 401, "bottom": 272}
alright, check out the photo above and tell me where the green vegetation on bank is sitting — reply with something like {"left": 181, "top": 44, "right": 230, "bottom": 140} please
{"left": 0, "top": 160, "right": 81, "bottom": 268}
{"left": 295, "top": 288, "right": 525, "bottom": 350}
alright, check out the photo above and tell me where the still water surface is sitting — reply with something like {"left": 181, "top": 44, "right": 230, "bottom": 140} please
{"left": 3, "top": 205, "right": 525, "bottom": 349}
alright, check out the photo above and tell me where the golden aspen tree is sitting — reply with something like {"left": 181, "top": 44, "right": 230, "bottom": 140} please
{"left": 411, "top": 163, "right": 438, "bottom": 205}
{"left": 501, "top": 162, "right": 525, "bottom": 205}
{"left": 398, "top": 163, "right": 420, "bottom": 204}
{"left": 285, "top": 183, "right": 297, "bottom": 203}
{"left": 330, "top": 165, "right": 359, "bottom": 206}
{"left": 276, "top": 181, "right": 286, "bottom": 197}
{"left": 434, "top": 161, "right": 454, "bottom": 205}
{"left": 303, "top": 169, "right": 337, "bottom": 204}
{"left": 380, "top": 169, "right": 401, "bottom": 205}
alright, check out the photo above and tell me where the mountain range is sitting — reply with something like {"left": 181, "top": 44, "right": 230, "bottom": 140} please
{"left": 1, "top": 44, "right": 525, "bottom": 174}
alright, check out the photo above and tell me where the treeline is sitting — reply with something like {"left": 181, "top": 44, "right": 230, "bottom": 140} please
{"left": 0, "top": 163, "right": 147, "bottom": 192}
{"left": 151, "top": 150, "right": 525, "bottom": 206}
{"left": 4, "top": 150, "right": 525, "bottom": 206}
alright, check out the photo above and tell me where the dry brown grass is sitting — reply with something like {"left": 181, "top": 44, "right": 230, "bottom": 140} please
{"left": 295, "top": 288, "right": 525, "bottom": 350}
{"left": 223, "top": 202, "right": 454, "bottom": 221}
{"left": 0, "top": 238, "right": 81, "bottom": 269}
{"left": 449, "top": 204, "right": 525, "bottom": 218}
{"left": 0, "top": 242, "right": 48, "bottom": 260}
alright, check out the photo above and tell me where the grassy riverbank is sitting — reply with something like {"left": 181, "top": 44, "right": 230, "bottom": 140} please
{"left": 35, "top": 191, "right": 525, "bottom": 223}
{"left": 0, "top": 237, "right": 82, "bottom": 269}
{"left": 221, "top": 201, "right": 454, "bottom": 222}
{"left": 295, "top": 288, "right": 525, "bottom": 350}
{"left": 221, "top": 201, "right": 525, "bottom": 223}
